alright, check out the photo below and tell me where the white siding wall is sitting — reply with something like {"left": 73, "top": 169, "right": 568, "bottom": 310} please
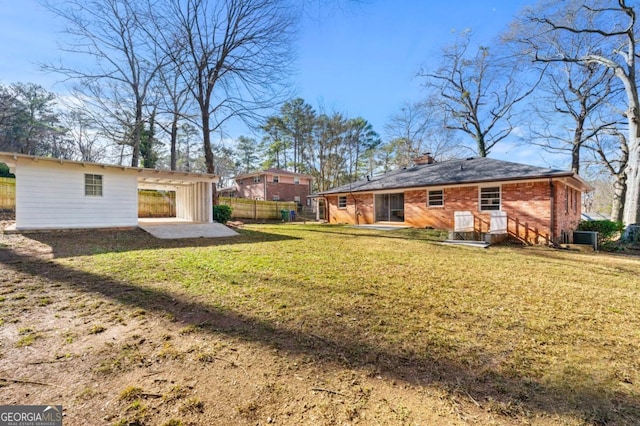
{"left": 15, "top": 161, "right": 138, "bottom": 229}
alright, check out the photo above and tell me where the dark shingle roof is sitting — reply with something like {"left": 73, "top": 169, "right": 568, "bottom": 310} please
{"left": 234, "top": 168, "right": 313, "bottom": 180}
{"left": 319, "top": 157, "right": 580, "bottom": 195}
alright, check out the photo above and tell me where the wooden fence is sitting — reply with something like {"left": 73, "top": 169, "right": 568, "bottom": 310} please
{"left": 0, "top": 177, "right": 15, "bottom": 210}
{"left": 138, "top": 190, "right": 176, "bottom": 217}
{"left": 219, "top": 197, "right": 297, "bottom": 220}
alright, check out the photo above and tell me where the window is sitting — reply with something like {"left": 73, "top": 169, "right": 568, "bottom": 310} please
{"left": 479, "top": 186, "right": 500, "bottom": 211}
{"left": 272, "top": 175, "right": 279, "bottom": 183}
{"left": 294, "top": 196, "right": 301, "bottom": 204}
{"left": 273, "top": 195, "right": 280, "bottom": 201}
{"left": 253, "top": 176, "right": 261, "bottom": 183}
{"left": 85, "top": 174, "right": 103, "bottom": 196}
{"left": 428, "top": 189, "right": 444, "bottom": 207}
{"left": 338, "top": 196, "right": 347, "bottom": 209}
{"left": 294, "top": 177, "right": 300, "bottom": 185}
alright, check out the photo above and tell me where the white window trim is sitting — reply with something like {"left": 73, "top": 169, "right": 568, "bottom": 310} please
{"left": 273, "top": 175, "right": 279, "bottom": 183}
{"left": 85, "top": 173, "right": 103, "bottom": 197}
{"left": 338, "top": 196, "right": 347, "bottom": 209}
{"left": 253, "top": 176, "right": 261, "bottom": 183}
{"left": 294, "top": 177, "right": 300, "bottom": 184}
{"left": 427, "top": 188, "right": 444, "bottom": 208}
{"left": 479, "top": 185, "right": 501, "bottom": 211}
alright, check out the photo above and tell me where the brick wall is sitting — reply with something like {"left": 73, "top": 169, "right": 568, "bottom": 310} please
{"left": 236, "top": 177, "right": 265, "bottom": 200}
{"left": 502, "top": 182, "right": 551, "bottom": 244}
{"left": 325, "top": 180, "right": 583, "bottom": 245}
{"left": 553, "top": 181, "right": 582, "bottom": 243}
{"left": 234, "top": 174, "right": 312, "bottom": 204}
{"left": 326, "top": 193, "right": 374, "bottom": 224}
{"left": 265, "top": 182, "right": 310, "bottom": 203}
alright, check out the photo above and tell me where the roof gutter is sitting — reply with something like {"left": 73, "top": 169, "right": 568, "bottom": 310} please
{"left": 319, "top": 173, "right": 592, "bottom": 197}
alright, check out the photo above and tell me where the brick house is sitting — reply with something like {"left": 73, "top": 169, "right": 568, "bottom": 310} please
{"left": 317, "top": 156, "right": 592, "bottom": 245}
{"left": 224, "top": 168, "right": 314, "bottom": 206}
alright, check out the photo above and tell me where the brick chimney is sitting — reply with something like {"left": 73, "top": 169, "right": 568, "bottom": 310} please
{"left": 413, "top": 152, "right": 435, "bottom": 165}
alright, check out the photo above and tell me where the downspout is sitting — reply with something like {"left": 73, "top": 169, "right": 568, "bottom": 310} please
{"left": 549, "top": 178, "right": 555, "bottom": 246}
{"left": 348, "top": 187, "right": 360, "bottom": 225}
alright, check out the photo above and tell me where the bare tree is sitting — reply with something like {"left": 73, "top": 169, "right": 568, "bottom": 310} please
{"left": 420, "top": 31, "right": 542, "bottom": 157}
{"left": 43, "top": 0, "right": 165, "bottom": 167}
{"left": 60, "top": 108, "right": 108, "bottom": 162}
{"left": 518, "top": 0, "right": 640, "bottom": 225}
{"left": 155, "top": 60, "right": 194, "bottom": 171}
{"left": 588, "top": 129, "right": 629, "bottom": 221}
{"left": 384, "top": 100, "right": 465, "bottom": 166}
{"left": 384, "top": 101, "right": 429, "bottom": 164}
{"left": 161, "top": 0, "right": 297, "bottom": 178}
{"left": 526, "top": 61, "right": 620, "bottom": 174}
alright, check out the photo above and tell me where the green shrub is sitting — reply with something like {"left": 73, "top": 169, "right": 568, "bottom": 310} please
{"left": 213, "top": 204, "right": 232, "bottom": 223}
{"left": 577, "top": 220, "right": 624, "bottom": 248}
{"left": 0, "top": 162, "right": 14, "bottom": 178}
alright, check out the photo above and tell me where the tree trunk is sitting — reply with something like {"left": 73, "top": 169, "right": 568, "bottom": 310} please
{"left": 623, "top": 142, "right": 640, "bottom": 224}
{"left": 202, "top": 109, "right": 214, "bottom": 175}
{"left": 571, "top": 119, "right": 584, "bottom": 174}
{"left": 170, "top": 116, "right": 178, "bottom": 171}
{"left": 201, "top": 108, "right": 217, "bottom": 206}
{"left": 611, "top": 172, "right": 627, "bottom": 222}
{"left": 477, "top": 134, "right": 487, "bottom": 157}
{"left": 131, "top": 100, "right": 143, "bottom": 167}
{"left": 622, "top": 106, "right": 640, "bottom": 225}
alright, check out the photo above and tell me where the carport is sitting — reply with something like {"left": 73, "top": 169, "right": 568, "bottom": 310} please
{"left": 0, "top": 152, "right": 219, "bottom": 231}
{"left": 137, "top": 170, "right": 216, "bottom": 224}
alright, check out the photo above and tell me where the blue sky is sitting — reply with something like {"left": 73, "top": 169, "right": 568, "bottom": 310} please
{"left": 1, "top": 0, "right": 552, "bottom": 165}
{"left": 296, "top": 1, "right": 531, "bottom": 130}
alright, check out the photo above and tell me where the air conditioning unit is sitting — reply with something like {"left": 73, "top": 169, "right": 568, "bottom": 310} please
{"left": 573, "top": 231, "right": 598, "bottom": 251}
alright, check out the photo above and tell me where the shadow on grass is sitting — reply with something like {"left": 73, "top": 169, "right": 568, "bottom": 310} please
{"left": 1, "top": 246, "right": 639, "bottom": 424}
{"left": 2, "top": 227, "right": 300, "bottom": 259}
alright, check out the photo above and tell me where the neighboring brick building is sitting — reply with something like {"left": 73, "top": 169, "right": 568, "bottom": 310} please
{"left": 317, "top": 156, "right": 592, "bottom": 245}
{"left": 224, "top": 168, "right": 314, "bottom": 206}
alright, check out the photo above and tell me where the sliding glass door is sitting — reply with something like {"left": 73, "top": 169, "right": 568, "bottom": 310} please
{"left": 375, "top": 193, "right": 404, "bottom": 222}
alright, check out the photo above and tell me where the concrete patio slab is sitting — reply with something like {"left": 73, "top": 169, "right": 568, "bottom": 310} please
{"left": 138, "top": 219, "right": 238, "bottom": 239}
{"left": 348, "top": 224, "right": 409, "bottom": 231}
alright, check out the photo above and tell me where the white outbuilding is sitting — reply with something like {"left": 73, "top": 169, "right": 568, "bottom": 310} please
{"left": 0, "top": 152, "right": 218, "bottom": 230}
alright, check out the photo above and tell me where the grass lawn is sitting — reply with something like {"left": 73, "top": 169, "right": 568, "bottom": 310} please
{"left": 1, "top": 223, "right": 639, "bottom": 425}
